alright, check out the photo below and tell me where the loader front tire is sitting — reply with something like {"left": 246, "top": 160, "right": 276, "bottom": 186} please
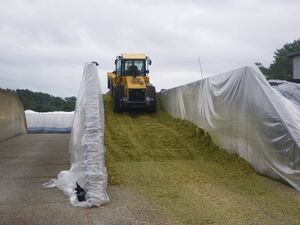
{"left": 148, "top": 101, "right": 156, "bottom": 113}
{"left": 147, "top": 86, "right": 156, "bottom": 113}
{"left": 113, "top": 86, "right": 123, "bottom": 113}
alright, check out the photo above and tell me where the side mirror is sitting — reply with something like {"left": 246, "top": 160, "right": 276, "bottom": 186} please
{"left": 148, "top": 59, "right": 152, "bottom": 65}
{"left": 115, "top": 59, "right": 117, "bottom": 65}
{"left": 146, "top": 70, "right": 149, "bottom": 74}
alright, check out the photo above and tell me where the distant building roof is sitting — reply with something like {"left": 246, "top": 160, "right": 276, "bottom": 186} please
{"left": 288, "top": 51, "right": 300, "bottom": 58}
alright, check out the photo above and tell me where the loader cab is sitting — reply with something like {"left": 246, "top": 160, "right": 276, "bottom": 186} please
{"left": 115, "top": 54, "right": 151, "bottom": 76}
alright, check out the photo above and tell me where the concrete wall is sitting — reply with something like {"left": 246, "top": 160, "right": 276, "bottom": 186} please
{"left": 293, "top": 55, "right": 300, "bottom": 79}
{"left": 0, "top": 90, "right": 26, "bottom": 142}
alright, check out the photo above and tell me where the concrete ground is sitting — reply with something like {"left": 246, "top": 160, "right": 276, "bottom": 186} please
{"left": 0, "top": 134, "right": 176, "bottom": 225}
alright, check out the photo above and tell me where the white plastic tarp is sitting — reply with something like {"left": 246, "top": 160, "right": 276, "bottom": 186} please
{"left": 43, "top": 63, "right": 109, "bottom": 207}
{"left": 269, "top": 80, "right": 300, "bottom": 106}
{"left": 25, "top": 110, "right": 74, "bottom": 133}
{"left": 160, "top": 66, "right": 300, "bottom": 191}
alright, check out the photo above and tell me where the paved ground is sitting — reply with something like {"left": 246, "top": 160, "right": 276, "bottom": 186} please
{"left": 0, "top": 134, "right": 176, "bottom": 225}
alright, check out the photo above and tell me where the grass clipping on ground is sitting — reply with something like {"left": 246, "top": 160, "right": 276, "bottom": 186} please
{"left": 104, "top": 94, "right": 300, "bottom": 225}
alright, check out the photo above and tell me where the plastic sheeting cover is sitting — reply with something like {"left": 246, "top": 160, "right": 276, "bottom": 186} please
{"left": 269, "top": 80, "right": 300, "bottom": 106}
{"left": 160, "top": 66, "right": 300, "bottom": 191}
{"left": 25, "top": 110, "right": 74, "bottom": 133}
{"left": 43, "top": 63, "right": 109, "bottom": 207}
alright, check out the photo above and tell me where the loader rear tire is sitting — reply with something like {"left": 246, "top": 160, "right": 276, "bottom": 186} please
{"left": 111, "top": 85, "right": 114, "bottom": 97}
{"left": 113, "top": 86, "right": 124, "bottom": 113}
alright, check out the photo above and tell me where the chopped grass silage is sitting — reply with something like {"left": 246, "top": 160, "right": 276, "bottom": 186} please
{"left": 104, "top": 94, "right": 300, "bottom": 225}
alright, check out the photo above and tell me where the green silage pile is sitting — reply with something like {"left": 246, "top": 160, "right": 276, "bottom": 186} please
{"left": 104, "top": 94, "right": 300, "bottom": 225}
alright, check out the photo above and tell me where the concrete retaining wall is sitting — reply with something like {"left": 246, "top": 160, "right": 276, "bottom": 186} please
{"left": 0, "top": 90, "right": 26, "bottom": 142}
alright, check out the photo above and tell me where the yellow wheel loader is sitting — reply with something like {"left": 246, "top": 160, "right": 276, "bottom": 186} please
{"left": 107, "top": 53, "right": 156, "bottom": 113}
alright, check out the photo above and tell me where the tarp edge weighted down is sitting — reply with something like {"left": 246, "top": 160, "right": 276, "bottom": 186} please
{"left": 43, "top": 63, "right": 109, "bottom": 207}
{"left": 160, "top": 66, "right": 300, "bottom": 191}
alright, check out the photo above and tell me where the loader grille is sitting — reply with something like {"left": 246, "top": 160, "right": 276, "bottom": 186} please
{"left": 128, "top": 89, "right": 145, "bottom": 101}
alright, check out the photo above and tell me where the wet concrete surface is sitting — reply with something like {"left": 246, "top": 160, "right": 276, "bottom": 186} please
{"left": 0, "top": 134, "right": 173, "bottom": 225}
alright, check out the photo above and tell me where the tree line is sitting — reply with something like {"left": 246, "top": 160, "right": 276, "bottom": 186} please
{"left": 256, "top": 39, "right": 300, "bottom": 80}
{"left": 1, "top": 88, "right": 76, "bottom": 112}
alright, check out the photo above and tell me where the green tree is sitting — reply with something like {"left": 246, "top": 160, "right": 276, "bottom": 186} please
{"left": 257, "top": 39, "right": 300, "bottom": 80}
{"left": 8, "top": 88, "right": 77, "bottom": 112}
{"left": 63, "top": 97, "right": 76, "bottom": 111}
{"left": 255, "top": 62, "right": 270, "bottom": 78}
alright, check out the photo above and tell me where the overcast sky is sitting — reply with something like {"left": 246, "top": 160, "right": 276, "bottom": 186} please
{"left": 0, "top": 0, "right": 300, "bottom": 97}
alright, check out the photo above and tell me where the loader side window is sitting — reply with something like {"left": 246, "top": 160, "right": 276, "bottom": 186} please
{"left": 124, "top": 60, "right": 145, "bottom": 76}
{"left": 116, "top": 60, "right": 121, "bottom": 76}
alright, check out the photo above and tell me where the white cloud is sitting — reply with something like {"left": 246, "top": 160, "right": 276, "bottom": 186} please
{"left": 0, "top": 0, "right": 299, "bottom": 96}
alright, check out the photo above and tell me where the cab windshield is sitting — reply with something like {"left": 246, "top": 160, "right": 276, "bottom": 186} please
{"left": 123, "top": 60, "right": 145, "bottom": 76}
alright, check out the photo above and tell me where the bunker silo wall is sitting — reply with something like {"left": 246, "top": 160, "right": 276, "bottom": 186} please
{"left": 0, "top": 90, "right": 26, "bottom": 142}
